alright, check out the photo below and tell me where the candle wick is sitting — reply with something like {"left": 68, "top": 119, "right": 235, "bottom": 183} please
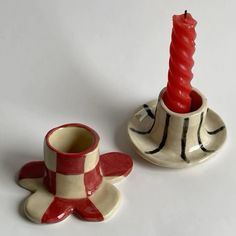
{"left": 184, "top": 10, "right": 187, "bottom": 19}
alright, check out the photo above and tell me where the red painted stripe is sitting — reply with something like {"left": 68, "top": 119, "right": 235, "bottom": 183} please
{"left": 44, "top": 168, "right": 56, "bottom": 194}
{"left": 74, "top": 198, "right": 104, "bottom": 221}
{"left": 57, "top": 153, "right": 85, "bottom": 175}
{"left": 18, "top": 161, "right": 45, "bottom": 180}
{"left": 41, "top": 197, "right": 73, "bottom": 223}
{"left": 100, "top": 152, "right": 133, "bottom": 177}
{"left": 41, "top": 197, "right": 104, "bottom": 223}
{"left": 84, "top": 164, "right": 102, "bottom": 196}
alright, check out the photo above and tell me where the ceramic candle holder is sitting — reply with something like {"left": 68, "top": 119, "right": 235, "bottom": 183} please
{"left": 128, "top": 88, "right": 226, "bottom": 168}
{"left": 18, "top": 123, "right": 133, "bottom": 224}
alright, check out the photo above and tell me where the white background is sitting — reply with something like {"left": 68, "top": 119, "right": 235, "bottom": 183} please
{"left": 0, "top": 0, "right": 235, "bottom": 235}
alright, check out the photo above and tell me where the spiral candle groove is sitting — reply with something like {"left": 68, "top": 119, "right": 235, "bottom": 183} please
{"left": 163, "top": 12, "right": 197, "bottom": 113}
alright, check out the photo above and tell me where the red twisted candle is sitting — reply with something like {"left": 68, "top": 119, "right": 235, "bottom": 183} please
{"left": 163, "top": 11, "right": 197, "bottom": 113}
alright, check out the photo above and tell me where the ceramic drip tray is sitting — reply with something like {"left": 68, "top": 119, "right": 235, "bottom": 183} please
{"left": 128, "top": 88, "right": 226, "bottom": 168}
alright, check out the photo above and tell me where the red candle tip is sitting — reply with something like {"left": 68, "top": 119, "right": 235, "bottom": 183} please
{"left": 173, "top": 12, "right": 197, "bottom": 28}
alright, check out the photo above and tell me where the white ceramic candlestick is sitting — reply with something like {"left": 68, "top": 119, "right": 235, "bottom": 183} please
{"left": 128, "top": 88, "right": 226, "bottom": 168}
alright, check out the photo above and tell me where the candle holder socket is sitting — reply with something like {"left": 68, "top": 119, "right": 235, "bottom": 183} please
{"left": 128, "top": 88, "right": 226, "bottom": 168}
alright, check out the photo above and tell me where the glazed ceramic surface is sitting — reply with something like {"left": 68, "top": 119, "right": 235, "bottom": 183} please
{"left": 18, "top": 123, "right": 133, "bottom": 224}
{"left": 128, "top": 88, "right": 226, "bottom": 168}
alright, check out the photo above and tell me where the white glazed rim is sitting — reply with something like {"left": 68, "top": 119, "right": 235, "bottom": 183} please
{"left": 160, "top": 87, "right": 207, "bottom": 118}
{"left": 45, "top": 123, "right": 100, "bottom": 156}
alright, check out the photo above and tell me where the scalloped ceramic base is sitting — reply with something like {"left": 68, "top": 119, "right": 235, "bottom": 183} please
{"left": 18, "top": 152, "right": 133, "bottom": 223}
{"left": 128, "top": 100, "right": 226, "bottom": 168}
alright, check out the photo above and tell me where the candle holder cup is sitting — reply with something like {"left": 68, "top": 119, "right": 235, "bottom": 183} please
{"left": 128, "top": 88, "right": 226, "bottom": 168}
{"left": 18, "top": 123, "right": 133, "bottom": 224}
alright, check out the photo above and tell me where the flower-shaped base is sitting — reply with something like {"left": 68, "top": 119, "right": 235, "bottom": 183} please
{"left": 18, "top": 152, "right": 133, "bottom": 223}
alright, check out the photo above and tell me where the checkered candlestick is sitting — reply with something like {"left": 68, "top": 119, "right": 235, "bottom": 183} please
{"left": 18, "top": 123, "right": 133, "bottom": 223}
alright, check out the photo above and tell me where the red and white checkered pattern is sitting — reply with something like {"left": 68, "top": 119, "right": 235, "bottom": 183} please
{"left": 18, "top": 124, "right": 133, "bottom": 224}
{"left": 43, "top": 142, "right": 102, "bottom": 198}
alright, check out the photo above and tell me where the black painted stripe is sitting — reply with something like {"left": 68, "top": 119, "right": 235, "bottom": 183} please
{"left": 143, "top": 104, "right": 155, "bottom": 119}
{"left": 180, "top": 118, "right": 190, "bottom": 163}
{"left": 145, "top": 114, "right": 170, "bottom": 154}
{"left": 129, "top": 128, "right": 150, "bottom": 134}
{"left": 206, "top": 109, "right": 225, "bottom": 135}
{"left": 130, "top": 105, "right": 158, "bottom": 135}
{"left": 198, "top": 112, "right": 214, "bottom": 153}
{"left": 207, "top": 126, "right": 225, "bottom": 135}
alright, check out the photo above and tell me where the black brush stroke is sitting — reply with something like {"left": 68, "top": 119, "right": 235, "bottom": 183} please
{"left": 145, "top": 114, "right": 170, "bottom": 154}
{"left": 180, "top": 118, "right": 190, "bottom": 163}
{"left": 206, "top": 109, "right": 225, "bottom": 135}
{"left": 130, "top": 104, "right": 158, "bottom": 135}
{"left": 129, "top": 128, "right": 151, "bottom": 135}
{"left": 143, "top": 104, "right": 155, "bottom": 119}
{"left": 207, "top": 126, "right": 225, "bottom": 135}
{"left": 198, "top": 112, "right": 214, "bottom": 153}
